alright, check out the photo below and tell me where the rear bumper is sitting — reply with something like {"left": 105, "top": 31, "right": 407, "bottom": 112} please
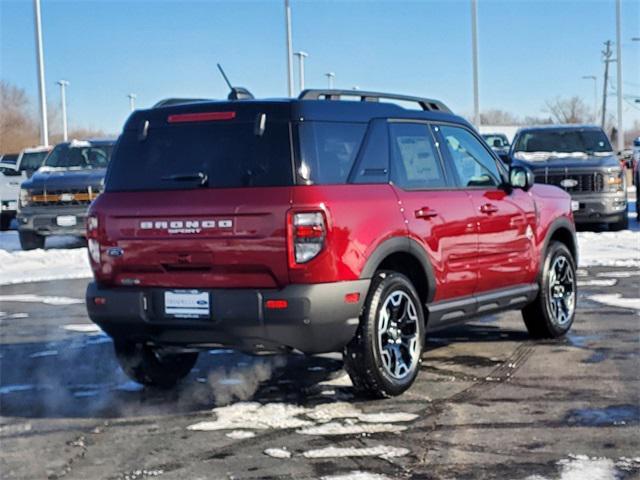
{"left": 570, "top": 192, "right": 627, "bottom": 224}
{"left": 17, "top": 205, "right": 88, "bottom": 236}
{"left": 86, "top": 279, "right": 370, "bottom": 354}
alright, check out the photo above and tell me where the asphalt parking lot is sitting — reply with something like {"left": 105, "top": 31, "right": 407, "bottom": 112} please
{"left": 1, "top": 263, "right": 639, "bottom": 480}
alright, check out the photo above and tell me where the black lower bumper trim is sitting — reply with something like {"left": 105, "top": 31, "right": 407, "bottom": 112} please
{"left": 86, "top": 280, "right": 370, "bottom": 354}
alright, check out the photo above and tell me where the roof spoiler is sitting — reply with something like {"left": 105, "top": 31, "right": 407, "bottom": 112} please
{"left": 298, "top": 89, "right": 451, "bottom": 113}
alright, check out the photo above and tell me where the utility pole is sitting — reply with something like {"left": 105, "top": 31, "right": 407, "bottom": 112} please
{"left": 33, "top": 0, "right": 49, "bottom": 146}
{"left": 581, "top": 76, "right": 597, "bottom": 123}
{"left": 325, "top": 72, "right": 335, "bottom": 89}
{"left": 470, "top": 0, "right": 480, "bottom": 126}
{"left": 294, "top": 51, "right": 308, "bottom": 93}
{"left": 614, "top": 0, "right": 623, "bottom": 151}
{"left": 56, "top": 80, "right": 70, "bottom": 141}
{"left": 601, "top": 40, "right": 613, "bottom": 129}
{"left": 284, "top": 0, "right": 294, "bottom": 97}
{"left": 127, "top": 93, "right": 137, "bottom": 112}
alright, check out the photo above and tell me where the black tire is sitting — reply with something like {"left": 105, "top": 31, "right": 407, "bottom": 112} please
{"left": 114, "top": 342, "right": 198, "bottom": 388}
{"left": 0, "top": 214, "right": 11, "bottom": 231}
{"left": 522, "top": 241, "right": 577, "bottom": 339}
{"left": 609, "top": 211, "right": 629, "bottom": 231}
{"left": 18, "top": 230, "right": 45, "bottom": 250}
{"left": 344, "top": 272, "right": 425, "bottom": 398}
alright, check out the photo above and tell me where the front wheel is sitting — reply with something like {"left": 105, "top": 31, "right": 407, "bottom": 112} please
{"left": 19, "top": 230, "right": 45, "bottom": 250}
{"left": 114, "top": 342, "right": 198, "bottom": 388}
{"left": 522, "top": 241, "right": 577, "bottom": 338}
{"left": 344, "top": 272, "right": 425, "bottom": 398}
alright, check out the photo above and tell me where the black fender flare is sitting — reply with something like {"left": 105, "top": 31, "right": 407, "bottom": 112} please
{"left": 538, "top": 216, "right": 578, "bottom": 280}
{"left": 359, "top": 236, "right": 437, "bottom": 303}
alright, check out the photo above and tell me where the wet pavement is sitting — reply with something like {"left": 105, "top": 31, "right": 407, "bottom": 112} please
{"left": 1, "top": 267, "right": 639, "bottom": 479}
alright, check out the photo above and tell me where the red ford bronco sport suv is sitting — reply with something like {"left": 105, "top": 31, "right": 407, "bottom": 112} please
{"left": 86, "top": 90, "right": 577, "bottom": 397}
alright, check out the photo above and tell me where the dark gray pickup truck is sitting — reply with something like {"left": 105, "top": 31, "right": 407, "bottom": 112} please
{"left": 509, "top": 125, "right": 627, "bottom": 230}
{"left": 17, "top": 139, "right": 115, "bottom": 249}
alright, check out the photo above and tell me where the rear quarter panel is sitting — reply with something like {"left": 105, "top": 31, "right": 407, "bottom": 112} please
{"left": 290, "top": 184, "right": 406, "bottom": 283}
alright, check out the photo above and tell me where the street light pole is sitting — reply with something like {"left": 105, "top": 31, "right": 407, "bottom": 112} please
{"left": 33, "top": 0, "right": 49, "bottom": 146}
{"left": 581, "top": 76, "right": 598, "bottom": 123}
{"left": 56, "top": 80, "right": 70, "bottom": 142}
{"left": 325, "top": 72, "right": 335, "bottom": 89}
{"left": 127, "top": 93, "right": 137, "bottom": 112}
{"left": 615, "top": 0, "right": 623, "bottom": 151}
{"left": 284, "top": 0, "right": 294, "bottom": 97}
{"left": 294, "top": 51, "right": 308, "bottom": 93}
{"left": 470, "top": 0, "right": 480, "bottom": 126}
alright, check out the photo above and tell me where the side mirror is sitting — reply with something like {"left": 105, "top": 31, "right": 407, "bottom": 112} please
{"left": 498, "top": 152, "right": 512, "bottom": 164}
{"left": 492, "top": 139, "right": 502, "bottom": 148}
{"left": 510, "top": 165, "right": 534, "bottom": 191}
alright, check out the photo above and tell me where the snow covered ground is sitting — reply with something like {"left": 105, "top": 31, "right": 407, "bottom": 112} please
{"left": 0, "top": 232, "right": 90, "bottom": 286}
{"left": 0, "top": 219, "right": 639, "bottom": 285}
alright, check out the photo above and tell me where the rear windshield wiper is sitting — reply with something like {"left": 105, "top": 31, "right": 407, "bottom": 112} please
{"left": 161, "top": 172, "right": 208, "bottom": 187}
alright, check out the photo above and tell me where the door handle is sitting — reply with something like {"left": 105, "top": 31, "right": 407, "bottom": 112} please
{"left": 480, "top": 203, "right": 498, "bottom": 215}
{"left": 415, "top": 207, "right": 438, "bottom": 219}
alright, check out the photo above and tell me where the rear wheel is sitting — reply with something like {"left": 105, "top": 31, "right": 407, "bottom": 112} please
{"left": 522, "top": 241, "right": 576, "bottom": 338}
{"left": 114, "top": 342, "right": 198, "bottom": 388}
{"left": 19, "top": 230, "right": 45, "bottom": 250}
{"left": 344, "top": 272, "right": 424, "bottom": 398}
{"left": 609, "top": 211, "right": 629, "bottom": 231}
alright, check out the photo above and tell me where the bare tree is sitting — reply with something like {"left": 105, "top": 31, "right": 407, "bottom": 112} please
{"left": 0, "top": 81, "right": 38, "bottom": 152}
{"left": 479, "top": 109, "right": 519, "bottom": 125}
{"left": 544, "top": 96, "right": 590, "bottom": 124}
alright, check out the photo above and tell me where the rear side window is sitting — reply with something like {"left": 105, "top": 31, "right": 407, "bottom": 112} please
{"left": 389, "top": 123, "right": 447, "bottom": 189}
{"left": 298, "top": 122, "right": 366, "bottom": 184}
{"left": 21, "top": 151, "right": 49, "bottom": 171}
{"left": 106, "top": 121, "right": 293, "bottom": 191}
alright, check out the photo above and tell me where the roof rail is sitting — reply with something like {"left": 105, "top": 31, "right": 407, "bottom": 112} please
{"left": 153, "top": 98, "right": 212, "bottom": 108}
{"left": 298, "top": 89, "right": 451, "bottom": 113}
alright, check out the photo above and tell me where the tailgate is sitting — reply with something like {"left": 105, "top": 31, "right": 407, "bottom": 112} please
{"left": 96, "top": 188, "right": 292, "bottom": 288}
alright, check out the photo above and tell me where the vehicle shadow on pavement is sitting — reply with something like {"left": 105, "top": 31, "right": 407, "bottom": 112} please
{"left": 0, "top": 323, "right": 533, "bottom": 420}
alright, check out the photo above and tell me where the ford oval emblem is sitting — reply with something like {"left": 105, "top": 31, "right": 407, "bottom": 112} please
{"left": 560, "top": 178, "right": 578, "bottom": 188}
{"left": 196, "top": 300, "right": 207, "bottom": 305}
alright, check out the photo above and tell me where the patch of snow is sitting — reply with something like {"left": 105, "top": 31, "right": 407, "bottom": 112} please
{"left": 29, "top": 350, "right": 58, "bottom": 358}
{"left": 264, "top": 448, "right": 291, "bottom": 458}
{"left": 0, "top": 242, "right": 91, "bottom": 285}
{"left": 525, "top": 455, "right": 629, "bottom": 480}
{"left": 0, "top": 384, "right": 35, "bottom": 395}
{"left": 577, "top": 231, "right": 640, "bottom": 268}
{"left": 0, "top": 294, "right": 83, "bottom": 305}
{"left": 357, "top": 412, "right": 419, "bottom": 423}
{"left": 225, "top": 430, "right": 255, "bottom": 440}
{"left": 297, "top": 421, "right": 406, "bottom": 436}
{"left": 62, "top": 324, "right": 103, "bottom": 333}
{"left": 302, "top": 445, "right": 410, "bottom": 459}
{"left": 115, "top": 381, "right": 144, "bottom": 392}
{"left": 577, "top": 279, "right": 617, "bottom": 287}
{"left": 321, "top": 473, "right": 393, "bottom": 480}
{"left": 187, "top": 402, "right": 312, "bottom": 431}
{"left": 317, "top": 374, "right": 353, "bottom": 387}
{"left": 596, "top": 271, "right": 639, "bottom": 278}
{"left": 588, "top": 294, "right": 640, "bottom": 311}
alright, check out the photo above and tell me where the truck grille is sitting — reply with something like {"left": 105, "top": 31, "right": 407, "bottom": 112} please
{"left": 30, "top": 188, "right": 100, "bottom": 206}
{"left": 536, "top": 171, "right": 605, "bottom": 193}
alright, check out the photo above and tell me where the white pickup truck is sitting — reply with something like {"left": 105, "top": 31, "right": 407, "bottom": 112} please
{"left": 0, "top": 146, "right": 51, "bottom": 230}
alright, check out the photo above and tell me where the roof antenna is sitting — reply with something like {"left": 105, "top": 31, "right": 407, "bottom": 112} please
{"left": 217, "top": 63, "right": 254, "bottom": 100}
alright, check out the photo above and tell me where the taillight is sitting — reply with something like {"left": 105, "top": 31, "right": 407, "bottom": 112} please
{"left": 288, "top": 211, "right": 326, "bottom": 266}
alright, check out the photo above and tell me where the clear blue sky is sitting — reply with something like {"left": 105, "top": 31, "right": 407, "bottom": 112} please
{"left": 1, "top": 0, "right": 639, "bottom": 135}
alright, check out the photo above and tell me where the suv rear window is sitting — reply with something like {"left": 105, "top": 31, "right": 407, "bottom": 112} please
{"left": 106, "top": 121, "right": 293, "bottom": 191}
